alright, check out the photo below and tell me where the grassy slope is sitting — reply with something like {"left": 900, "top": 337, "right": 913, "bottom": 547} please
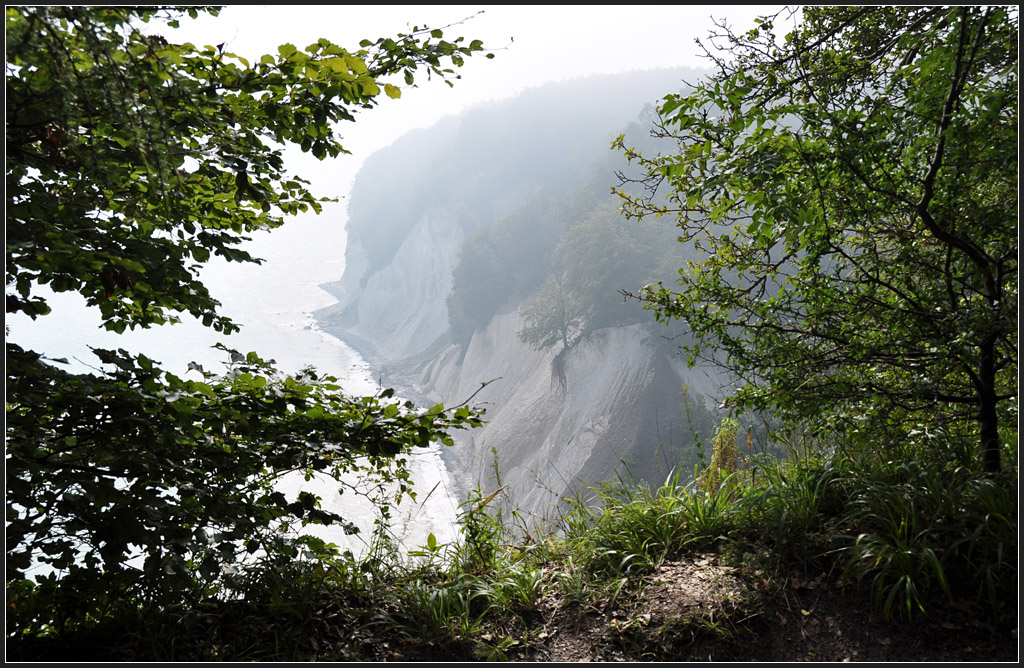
{"left": 8, "top": 434, "right": 1017, "bottom": 662}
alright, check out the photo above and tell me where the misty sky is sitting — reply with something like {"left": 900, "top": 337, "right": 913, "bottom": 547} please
{"left": 177, "top": 5, "right": 790, "bottom": 202}
{"left": 8, "top": 5, "right": 792, "bottom": 373}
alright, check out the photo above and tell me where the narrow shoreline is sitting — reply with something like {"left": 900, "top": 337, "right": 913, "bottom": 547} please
{"left": 304, "top": 306, "right": 465, "bottom": 551}
{"left": 309, "top": 302, "right": 471, "bottom": 507}
{"left": 312, "top": 305, "right": 437, "bottom": 406}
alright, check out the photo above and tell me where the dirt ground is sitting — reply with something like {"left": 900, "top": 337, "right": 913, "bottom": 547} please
{"left": 513, "top": 553, "right": 1019, "bottom": 662}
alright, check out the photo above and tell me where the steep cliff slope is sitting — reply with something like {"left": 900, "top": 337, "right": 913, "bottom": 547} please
{"left": 383, "top": 311, "right": 725, "bottom": 516}
{"left": 316, "top": 71, "right": 728, "bottom": 513}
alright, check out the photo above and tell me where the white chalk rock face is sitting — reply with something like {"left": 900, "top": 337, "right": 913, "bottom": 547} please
{"left": 319, "top": 206, "right": 465, "bottom": 361}
{"left": 316, "top": 71, "right": 732, "bottom": 516}
{"left": 386, "top": 307, "right": 723, "bottom": 517}
{"left": 353, "top": 209, "right": 462, "bottom": 360}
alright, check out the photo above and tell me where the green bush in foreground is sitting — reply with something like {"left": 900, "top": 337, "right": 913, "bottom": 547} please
{"left": 6, "top": 5, "right": 489, "bottom": 640}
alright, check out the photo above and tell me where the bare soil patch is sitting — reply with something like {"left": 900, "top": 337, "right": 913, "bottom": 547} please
{"left": 513, "top": 553, "right": 1018, "bottom": 662}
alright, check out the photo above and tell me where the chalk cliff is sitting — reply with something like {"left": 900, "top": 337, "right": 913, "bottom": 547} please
{"left": 387, "top": 311, "right": 724, "bottom": 516}
{"left": 320, "top": 206, "right": 463, "bottom": 361}
{"left": 316, "top": 71, "right": 725, "bottom": 516}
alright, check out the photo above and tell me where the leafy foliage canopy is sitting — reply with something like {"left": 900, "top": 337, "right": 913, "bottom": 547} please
{"left": 6, "top": 6, "right": 487, "bottom": 636}
{"left": 617, "top": 6, "right": 1017, "bottom": 472}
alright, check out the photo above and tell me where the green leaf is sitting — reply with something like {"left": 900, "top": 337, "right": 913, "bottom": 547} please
{"left": 4, "top": 6, "right": 490, "bottom": 635}
{"left": 613, "top": 5, "right": 1017, "bottom": 477}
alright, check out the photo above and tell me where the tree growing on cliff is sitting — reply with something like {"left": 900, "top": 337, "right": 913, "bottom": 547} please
{"left": 6, "top": 6, "right": 486, "bottom": 636}
{"left": 518, "top": 265, "right": 585, "bottom": 352}
{"left": 616, "top": 6, "right": 1017, "bottom": 472}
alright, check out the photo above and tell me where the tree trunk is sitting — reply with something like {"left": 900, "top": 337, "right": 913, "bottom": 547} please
{"left": 978, "top": 332, "right": 1001, "bottom": 473}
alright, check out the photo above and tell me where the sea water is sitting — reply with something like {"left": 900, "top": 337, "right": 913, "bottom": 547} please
{"left": 6, "top": 214, "right": 463, "bottom": 561}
